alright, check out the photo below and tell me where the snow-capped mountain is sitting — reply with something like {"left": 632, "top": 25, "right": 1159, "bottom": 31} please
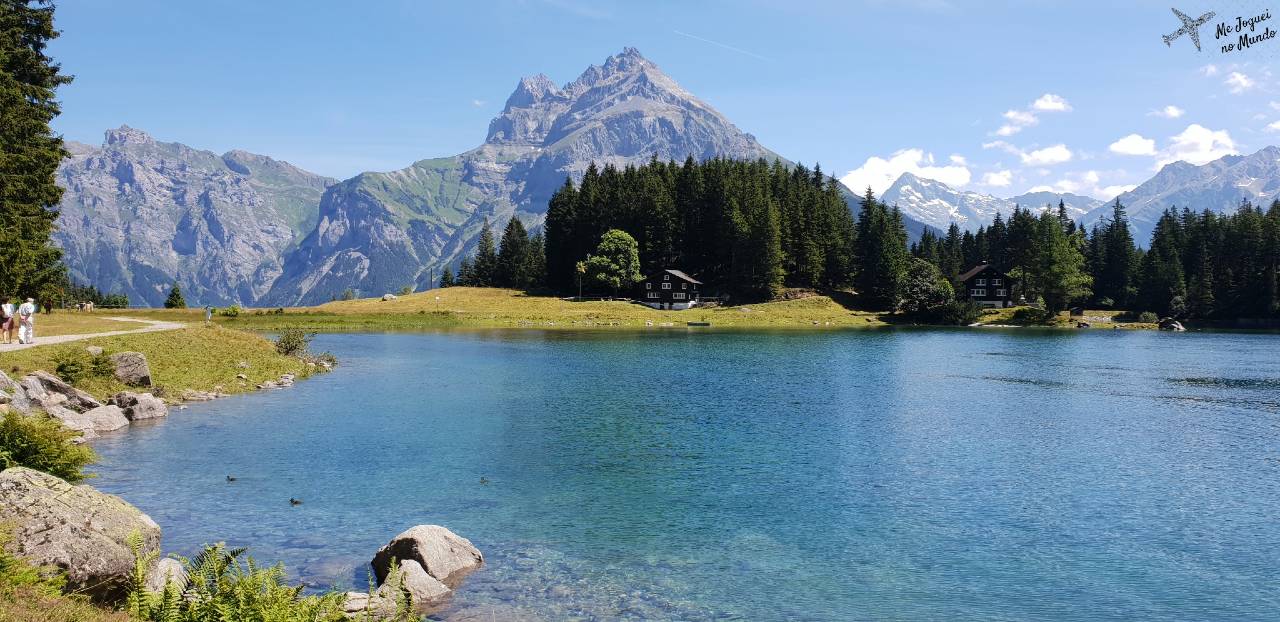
{"left": 1080, "top": 146, "right": 1280, "bottom": 244}
{"left": 880, "top": 172, "right": 1101, "bottom": 232}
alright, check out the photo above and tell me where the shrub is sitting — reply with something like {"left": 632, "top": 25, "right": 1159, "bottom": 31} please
{"left": 0, "top": 411, "right": 97, "bottom": 483}
{"left": 930, "top": 300, "right": 982, "bottom": 326}
{"left": 52, "top": 348, "right": 89, "bottom": 384}
{"left": 1010, "top": 307, "right": 1055, "bottom": 325}
{"left": 220, "top": 305, "right": 241, "bottom": 318}
{"left": 1137, "top": 311, "right": 1159, "bottom": 323}
{"left": 89, "top": 352, "right": 114, "bottom": 378}
{"left": 274, "top": 329, "right": 313, "bottom": 357}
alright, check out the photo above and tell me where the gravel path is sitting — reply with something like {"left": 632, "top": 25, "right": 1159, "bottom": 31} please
{"left": 0, "top": 317, "right": 185, "bottom": 353}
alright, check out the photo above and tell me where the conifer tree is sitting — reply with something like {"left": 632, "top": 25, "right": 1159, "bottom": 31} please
{"left": 164, "top": 284, "right": 186, "bottom": 309}
{"left": 0, "top": 0, "right": 72, "bottom": 299}
{"left": 471, "top": 219, "right": 498, "bottom": 286}
{"left": 496, "top": 217, "right": 531, "bottom": 288}
{"left": 439, "top": 265, "right": 454, "bottom": 288}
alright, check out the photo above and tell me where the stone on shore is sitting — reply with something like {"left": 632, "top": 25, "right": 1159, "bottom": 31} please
{"left": 110, "top": 351, "right": 153, "bottom": 387}
{"left": 1159, "top": 318, "right": 1186, "bottom": 332}
{"left": 50, "top": 405, "right": 129, "bottom": 434}
{"left": 112, "top": 392, "right": 168, "bottom": 421}
{"left": 371, "top": 524, "right": 483, "bottom": 587}
{"left": 0, "top": 467, "right": 161, "bottom": 603}
{"left": 19, "top": 370, "right": 103, "bottom": 415}
{"left": 144, "top": 557, "right": 187, "bottom": 593}
{"left": 85, "top": 345, "right": 104, "bottom": 356}
{"left": 0, "top": 371, "right": 31, "bottom": 415}
{"left": 46, "top": 406, "right": 99, "bottom": 441}
{"left": 180, "top": 388, "right": 227, "bottom": 402}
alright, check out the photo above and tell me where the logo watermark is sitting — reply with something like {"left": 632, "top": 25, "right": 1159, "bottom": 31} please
{"left": 1163, "top": 6, "right": 1277, "bottom": 54}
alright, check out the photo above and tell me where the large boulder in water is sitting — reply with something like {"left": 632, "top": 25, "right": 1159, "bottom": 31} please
{"left": 0, "top": 467, "right": 161, "bottom": 603}
{"left": 371, "top": 524, "right": 483, "bottom": 587}
{"left": 344, "top": 559, "right": 452, "bottom": 617}
{"left": 110, "top": 352, "right": 153, "bottom": 387}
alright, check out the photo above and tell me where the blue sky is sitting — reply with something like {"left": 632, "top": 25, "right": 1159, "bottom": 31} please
{"left": 48, "top": 0, "right": 1280, "bottom": 199}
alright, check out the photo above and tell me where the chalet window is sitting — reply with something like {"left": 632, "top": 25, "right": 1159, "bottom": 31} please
{"left": 664, "top": 275, "right": 670, "bottom": 281}
{"left": 971, "top": 289, "right": 987, "bottom": 297}
{"left": 976, "top": 278, "right": 987, "bottom": 286}
{"left": 992, "top": 278, "right": 1002, "bottom": 286}
{"left": 996, "top": 289, "right": 1007, "bottom": 297}
{"left": 682, "top": 283, "right": 687, "bottom": 289}
{"left": 662, "top": 283, "right": 671, "bottom": 290}
{"left": 647, "top": 292, "right": 659, "bottom": 299}
{"left": 646, "top": 283, "right": 652, "bottom": 290}
{"left": 673, "top": 293, "right": 686, "bottom": 300}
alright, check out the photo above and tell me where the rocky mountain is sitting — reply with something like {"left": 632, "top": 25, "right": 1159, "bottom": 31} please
{"left": 880, "top": 172, "right": 1101, "bottom": 232}
{"left": 262, "top": 48, "right": 929, "bottom": 305}
{"left": 53, "top": 126, "right": 334, "bottom": 306}
{"left": 1080, "top": 146, "right": 1280, "bottom": 244}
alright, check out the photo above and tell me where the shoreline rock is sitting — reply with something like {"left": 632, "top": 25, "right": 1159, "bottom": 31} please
{"left": 0, "top": 467, "right": 161, "bottom": 603}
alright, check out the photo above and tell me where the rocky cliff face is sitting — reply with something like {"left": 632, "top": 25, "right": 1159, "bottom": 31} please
{"left": 53, "top": 126, "right": 334, "bottom": 306}
{"left": 262, "top": 48, "right": 784, "bottom": 305}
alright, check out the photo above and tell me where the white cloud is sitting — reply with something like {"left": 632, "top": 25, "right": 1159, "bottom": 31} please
{"left": 1028, "top": 185, "right": 1054, "bottom": 193}
{"left": 1032, "top": 94, "right": 1072, "bottom": 112}
{"left": 1084, "top": 170, "right": 1101, "bottom": 184}
{"left": 991, "top": 93, "right": 1071, "bottom": 137}
{"left": 1226, "top": 71, "right": 1255, "bottom": 94}
{"left": 1100, "top": 184, "right": 1137, "bottom": 198}
{"left": 982, "top": 170, "right": 1013, "bottom": 187}
{"left": 1020, "top": 144, "right": 1073, "bottom": 166}
{"left": 839, "top": 148, "right": 972, "bottom": 196}
{"left": 1149, "top": 105, "right": 1185, "bottom": 119}
{"left": 949, "top": 154, "right": 967, "bottom": 165}
{"left": 1267, "top": 120, "right": 1280, "bottom": 133}
{"left": 1201, "top": 64, "right": 1220, "bottom": 76}
{"left": 1270, "top": 101, "right": 1280, "bottom": 111}
{"left": 1156, "top": 124, "right": 1238, "bottom": 168}
{"left": 471, "top": 99, "right": 486, "bottom": 107}
{"left": 1108, "top": 134, "right": 1157, "bottom": 156}
{"left": 982, "top": 140, "right": 1021, "bottom": 156}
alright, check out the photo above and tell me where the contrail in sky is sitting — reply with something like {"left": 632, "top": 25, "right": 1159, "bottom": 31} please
{"left": 673, "top": 30, "right": 773, "bottom": 62}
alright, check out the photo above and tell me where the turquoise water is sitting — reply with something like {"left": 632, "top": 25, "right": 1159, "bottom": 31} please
{"left": 90, "top": 329, "right": 1280, "bottom": 620}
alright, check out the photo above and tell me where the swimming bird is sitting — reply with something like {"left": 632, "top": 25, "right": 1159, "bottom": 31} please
{"left": 289, "top": 498, "right": 302, "bottom": 506}
{"left": 479, "top": 477, "right": 489, "bottom": 485}
{"left": 226, "top": 475, "right": 236, "bottom": 482}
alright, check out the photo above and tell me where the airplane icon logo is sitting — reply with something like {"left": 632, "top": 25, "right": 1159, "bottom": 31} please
{"left": 1163, "top": 7, "right": 1217, "bottom": 51}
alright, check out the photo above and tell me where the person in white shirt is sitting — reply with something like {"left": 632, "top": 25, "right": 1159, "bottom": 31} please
{"left": 17, "top": 298, "right": 36, "bottom": 345}
{"left": 0, "top": 297, "right": 13, "bottom": 344}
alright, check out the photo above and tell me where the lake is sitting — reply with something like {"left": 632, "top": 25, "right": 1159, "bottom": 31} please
{"left": 89, "top": 329, "right": 1280, "bottom": 620}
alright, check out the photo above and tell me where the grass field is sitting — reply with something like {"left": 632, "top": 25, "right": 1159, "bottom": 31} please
{"left": 187, "top": 287, "right": 891, "bottom": 331}
{"left": 2, "top": 324, "right": 315, "bottom": 402}
{"left": 975, "top": 306, "right": 1159, "bottom": 329}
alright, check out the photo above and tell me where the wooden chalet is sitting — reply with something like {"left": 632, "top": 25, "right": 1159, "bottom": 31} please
{"left": 638, "top": 269, "right": 701, "bottom": 310}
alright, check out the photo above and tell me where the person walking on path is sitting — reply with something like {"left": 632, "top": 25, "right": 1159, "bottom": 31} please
{"left": 17, "top": 298, "right": 36, "bottom": 345}
{"left": 0, "top": 297, "right": 14, "bottom": 345}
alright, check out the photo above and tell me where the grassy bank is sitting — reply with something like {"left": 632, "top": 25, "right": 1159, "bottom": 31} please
{"left": 975, "top": 306, "right": 1160, "bottom": 329}
{"left": 2, "top": 324, "right": 314, "bottom": 401}
{"left": 110, "top": 288, "right": 889, "bottom": 331}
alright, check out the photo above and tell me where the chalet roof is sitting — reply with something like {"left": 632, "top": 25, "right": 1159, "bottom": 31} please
{"left": 957, "top": 264, "right": 993, "bottom": 282}
{"left": 652, "top": 269, "right": 702, "bottom": 284}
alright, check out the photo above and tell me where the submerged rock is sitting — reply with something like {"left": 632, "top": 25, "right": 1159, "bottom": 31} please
{"left": 110, "top": 351, "right": 153, "bottom": 387}
{"left": 0, "top": 467, "right": 161, "bottom": 603}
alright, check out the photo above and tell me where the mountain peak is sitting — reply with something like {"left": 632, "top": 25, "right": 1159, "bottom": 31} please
{"left": 504, "top": 73, "right": 561, "bottom": 110}
{"left": 104, "top": 125, "right": 154, "bottom": 147}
